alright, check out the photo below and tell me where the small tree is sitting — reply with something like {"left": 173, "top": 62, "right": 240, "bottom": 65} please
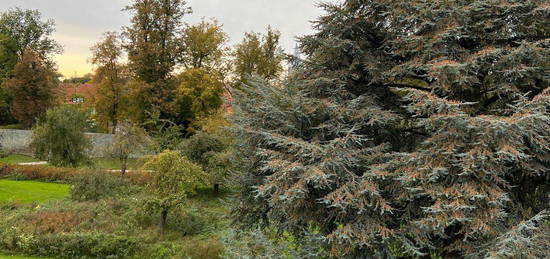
{"left": 142, "top": 150, "right": 206, "bottom": 230}
{"left": 31, "top": 105, "right": 91, "bottom": 167}
{"left": 104, "top": 123, "right": 151, "bottom": 176}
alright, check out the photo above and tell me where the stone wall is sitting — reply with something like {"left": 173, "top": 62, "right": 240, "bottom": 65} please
{"left": 0, "top": 129, "right": 114, "bottom": 157}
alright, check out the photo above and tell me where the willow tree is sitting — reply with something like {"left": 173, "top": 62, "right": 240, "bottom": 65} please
{"left": 232, "top": 0, "right": 550, "bottom": 258}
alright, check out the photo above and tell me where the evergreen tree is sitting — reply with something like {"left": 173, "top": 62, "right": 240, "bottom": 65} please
{"left": 232, "top": 0, "right": 550, "bottom": 258}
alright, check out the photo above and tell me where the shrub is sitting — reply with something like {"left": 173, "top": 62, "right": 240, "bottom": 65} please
{"left": 70, "top": 171, "right": 138, "bottom": 201}
{"left": 26, "top": 232, "right": 138, "bottom": 259}
{"left": 0, "top": 163, "right": 79, "bottom": 182}
{"left": 30, "top": 105, "right": 92, "bottom": 167}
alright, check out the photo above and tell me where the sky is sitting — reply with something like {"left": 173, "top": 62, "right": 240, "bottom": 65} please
{"left": 0, "top": 0, "right": 330, "bottom": 78}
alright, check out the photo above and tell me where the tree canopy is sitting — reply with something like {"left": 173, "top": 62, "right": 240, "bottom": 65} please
{"left": 6, "top": 49, "right": 58, "bottom": 128}
{"left": 233, "top": 27, "right": 285, "bottom": 86}
{"left": 0, "top": 8, "right": 61, "bottom": 59}
{"left": 231, "top": 0, "right": 550, "bottom": 258}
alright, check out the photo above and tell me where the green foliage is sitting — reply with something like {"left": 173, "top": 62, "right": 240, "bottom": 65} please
{"left": 233, "top": 26, "right": 284, "bottom": 85}
{"left": 0, "top": 34, "right": 17, "bottom": 80}
{"left": 222, "top": 228, "right": 329, "bottom": 259}
{"left": 0, "top": 180, "right": 69, "bottom": 205}
{"left": 30, "top": 106, "right": 91, "bottom": 167}
{"left": 5, "top": 49, "right": 58, "bottom": 128}
{"left": 142, "top": 150, "right": 207, "bottom": 229}
{"left": 0, "top": 231, "right": 138, "bottom": 259}
{"left": 103, "top": 123, "right": 152, "bottom": 175}
{"left": 90, "top": 32, "right": 129, "bottom": 133}
{"left": 180, "top": 19, "right": 228, "bottom": 71}
{"left": 177, "top": 68, "right": 225, "bottom": 127}
{"left": 142, "top": 112, "right": 185, "bottom": 152}
{"left": 123, "top": 0, "right": 191, "bottom": 124}
{"left": 0, "top": 8, "right": 62, "bottom": 59}
{"left": 70, "top": 171, "right": 137, "bottom": 202}
{"left": 231, "top": 0, "right": 550, "bottom": 258}
{"left": 181, "top": 132, "right": 225, "bottom": 167}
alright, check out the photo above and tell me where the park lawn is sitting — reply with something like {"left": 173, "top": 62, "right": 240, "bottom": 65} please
{"left": 0, "top": 180, "right": 69, "bottom": 204}
{"left": 0, "top": 154, "right": 39, "bottom": 164}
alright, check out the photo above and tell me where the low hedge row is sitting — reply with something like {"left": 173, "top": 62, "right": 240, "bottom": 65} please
{"left": 1, "top": 231, "right": 139, "bottom": 259}
{"left": 0, "top": 163, "right": 152, "bottom": 185}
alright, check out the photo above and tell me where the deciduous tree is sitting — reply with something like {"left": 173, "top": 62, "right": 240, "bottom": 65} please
{"left": 104, "top": 123, "right": 152, "bottom": 176}
{"left": 179, "top": 19, "right": 228, "bottom": 71}
{"left": 90, "top": 32, "right": 129, "bottom": 133}
{"left": 142, "top": 150, "right": 206, "bottom": 230}
{"left": 31, "top": 105, "right": 91, "bottom": 167}
{"left": 123, "top": 0, "right": 191, "bottom": 123}
{"left": 6, "top": 49, "right": 58, "bottom": 128}
{"left": 233, "top": 27, "right": 284, "bottom": 86}
{"left": 0, "top": 8, "right": 61, "bottom": 59}
{"left": 176, "top": 68, "right": 224, "bottom": 127}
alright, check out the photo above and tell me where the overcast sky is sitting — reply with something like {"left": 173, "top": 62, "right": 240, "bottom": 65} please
{"left": 0, "top": 0, "right": 331, "bottom": 77}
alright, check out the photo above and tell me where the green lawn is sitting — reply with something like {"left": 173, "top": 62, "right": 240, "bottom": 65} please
{"left": 0, "top": 154, "right": 40, "bottom": 164}
{"left": 0, "top": 180, "right": 69, "bottom": 204}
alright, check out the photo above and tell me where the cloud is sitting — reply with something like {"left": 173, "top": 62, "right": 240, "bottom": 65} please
{"left": 0, "top": 0, "right": 329, "bottom": 77}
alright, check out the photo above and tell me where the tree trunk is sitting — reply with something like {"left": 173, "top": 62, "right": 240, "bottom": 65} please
{"left": 121, "top": 157, "right": 127, "bottom": 176}
{"left": 213, "top": 183, "right": 220, "bottom": 195}
{"left": 159, "top": 209, "right": 168, "bottom": 231}
{"left": 111, "top": 119, "right": 118, "bottom": 134}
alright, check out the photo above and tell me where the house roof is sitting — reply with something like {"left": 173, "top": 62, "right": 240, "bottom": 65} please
{"left": 60, "top": 83, "right": 98, "bottom": 104}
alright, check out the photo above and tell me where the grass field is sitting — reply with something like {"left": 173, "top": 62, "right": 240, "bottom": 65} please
{"left": 0, "top": 154, "right": 39, "bottom": 164}
{"left": 0, "top": 180, "right": 69, "bottom": 204}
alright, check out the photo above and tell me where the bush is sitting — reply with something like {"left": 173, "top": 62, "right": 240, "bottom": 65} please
{"left": 0, "top": 163, "right": 79, "bottom": 182}
{"left": 70, "top": 171, "right": 138, "bottom": 201}
{"left": 20, "top": 232, "right": 138, "bottom": 259}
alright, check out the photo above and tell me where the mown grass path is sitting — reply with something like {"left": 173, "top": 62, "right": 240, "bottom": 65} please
{"left": 0, "top": 180, "right": 69, "bottom": 204}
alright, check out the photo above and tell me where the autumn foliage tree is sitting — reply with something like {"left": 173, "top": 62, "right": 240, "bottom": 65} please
{"left": 233, "top": 27, "right": 284, "bottom": 86}
{"left": 123, "top": 0, "right": 191, "bottom": 124}
{"left": 6, "top": 49, "right": 58, "bottom": 127}
{"left": 232, "top": 0, "right": 550, "bottom": 258}
{"left": 90, "top": 32, "right": 128, "bottom": 133}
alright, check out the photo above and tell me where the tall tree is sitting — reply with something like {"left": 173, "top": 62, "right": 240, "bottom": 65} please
{"left": 232, "top": 0, "right": 550, "bottom": 258}
{"left": 179, "top": 19, "right": 228, "bottom": 71}
{"left": 0, "top": 34, "right": 18, "bottom": 124}
{"left": 5, "top": 49, "right": 58, "bottom": 128}
{"left": 233, "top": 27, "right": 284, "bottom": 85}
{"left": 123, "top": 0, "right": 191, "bottom": 123}
{"left": 90, "top": 32, "right": 128, "bottom": 133}
{"left": 176, "top": 68, "right": 224, "bottom": 128}
{"left": 0, "top": 8, "right": 61, "bottom": 59}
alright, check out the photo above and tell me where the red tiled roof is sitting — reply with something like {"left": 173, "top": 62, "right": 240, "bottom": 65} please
{"left": 60, "top": 83, "right": 98, "bottom": 104}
